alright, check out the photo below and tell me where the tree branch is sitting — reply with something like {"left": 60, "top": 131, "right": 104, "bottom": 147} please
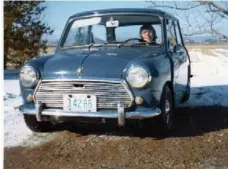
{"left": 146, "top": 1, "right": 228, "bottom": 40}
{"left": 206, "top": 1, "right": 228, "bottom": 15}
{"left": 147, "top": 1, "right": 202, "bottom": 10}
{"left": 183, "top": 29, "right": 228, "bottom": 40}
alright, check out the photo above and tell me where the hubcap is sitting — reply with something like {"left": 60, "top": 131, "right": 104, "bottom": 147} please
{"left": 165, "top": 100, "right": 171, "bottom": 124}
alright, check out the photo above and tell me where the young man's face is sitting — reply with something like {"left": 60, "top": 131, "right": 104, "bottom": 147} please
{"left": 141, "top": 29, "right": 153, "bottom": 43}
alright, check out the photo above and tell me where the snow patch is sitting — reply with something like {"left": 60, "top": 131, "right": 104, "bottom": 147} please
{"left": 214, "top": 48, "right": 228, "bottom": 53}
{"left": 180, "top": 49, "right": 228, "bottom": 107}
{"left": 189, "top": 49, "right": 228, "bottom": 77}
{"left": 188, "top": 49, "right": 205, "bottom": 63}
{"left": 4, "top": 80, "right": 55, "bottom": 148}
{"left": 181, "top": 75, "right": 228, "bottom": 107}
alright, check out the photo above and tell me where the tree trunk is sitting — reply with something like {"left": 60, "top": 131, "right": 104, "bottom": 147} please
{"left": 4, "top": 54, "right": 8, "bottom": 69}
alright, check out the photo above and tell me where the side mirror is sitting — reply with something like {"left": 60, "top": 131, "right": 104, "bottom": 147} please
{"left": 174, "top": 44, "right": 182, "bottom": 53}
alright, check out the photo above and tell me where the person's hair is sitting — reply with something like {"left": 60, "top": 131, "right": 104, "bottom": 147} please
{"left": 139, "top": 24, "right": 157, "bottom": 41}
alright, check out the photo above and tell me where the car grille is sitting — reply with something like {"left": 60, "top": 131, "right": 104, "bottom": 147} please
{"left": 34, "top": 80, "right": 133, "bottom": 109}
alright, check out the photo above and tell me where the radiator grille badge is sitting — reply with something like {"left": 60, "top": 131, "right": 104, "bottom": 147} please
{"left": 77, "top": 66, "right": 84, "bottom": 75}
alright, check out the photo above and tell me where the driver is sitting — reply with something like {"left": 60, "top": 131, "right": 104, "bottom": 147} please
{"left": 139, "top": 25, "right": 157, "bottom": 44}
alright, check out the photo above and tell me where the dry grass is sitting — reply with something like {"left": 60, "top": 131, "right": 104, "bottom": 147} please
{"left": 39, "top": 47, "right": 56, "bottom": 56}
{"left": 186, "top": 44, "right": 228, "bottom": 49}
{"left": 186, "top": 44, "right": 228, "bottom": 56}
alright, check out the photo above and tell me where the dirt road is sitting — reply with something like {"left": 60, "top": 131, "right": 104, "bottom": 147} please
{"left": 4, "top": 107, "right": 228, "bottom": 169}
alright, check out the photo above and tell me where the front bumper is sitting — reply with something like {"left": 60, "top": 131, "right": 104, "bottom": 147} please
{"left": 19, "top": 102, "right": 161, "bottom": 126}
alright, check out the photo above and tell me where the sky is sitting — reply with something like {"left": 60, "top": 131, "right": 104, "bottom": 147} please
{"left": 42, "top": 1, "right": 228, "bottom": 42}
{"left": 43, "top": 1, "right": 148, "bottom": 42}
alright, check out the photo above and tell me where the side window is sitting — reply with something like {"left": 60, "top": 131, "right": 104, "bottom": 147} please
{"left": 174, "top": 21, "right": 183, "bottom": 46}
{"left": 152, "top": 24, "right": 162, "bottom": 44}
{"left": 166, "top": 19, "right": 177, "bottom": 51}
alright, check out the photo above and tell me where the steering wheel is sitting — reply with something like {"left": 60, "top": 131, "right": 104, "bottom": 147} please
{"left": 124, "top": 38, "right": 143, "bottom": 43}
{"left": 122, "top": 38, "right": 157, "bottom": 46}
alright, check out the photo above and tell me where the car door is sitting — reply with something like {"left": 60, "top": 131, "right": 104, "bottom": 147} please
{"left": 173, "top": 20, "right": 190, "bottom": 102}
{"left": 166, "top": 18, "right": 188, "bottom": 104}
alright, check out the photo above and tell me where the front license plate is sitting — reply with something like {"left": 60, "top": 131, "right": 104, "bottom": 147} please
{"left": 63, "top": 94, "right": 97, "bottom": 112}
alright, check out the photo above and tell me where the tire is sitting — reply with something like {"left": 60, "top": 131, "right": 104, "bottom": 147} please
{"left": 24, "top": 114, "right": 54, "bottom": 132}
{"left": 157, "top": 85, "right": 173, "bottom": 135}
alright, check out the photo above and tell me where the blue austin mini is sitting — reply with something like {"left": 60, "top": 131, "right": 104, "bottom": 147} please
{"left": 19, "top": 8, "right": 191, "bottom": 134}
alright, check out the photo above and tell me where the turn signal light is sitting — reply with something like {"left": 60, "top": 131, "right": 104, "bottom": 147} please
{"left": 26, "top": 94, "right": 34, "bottom": 102}
{"left": 135, "top": 97, "right": 144, "bottom": 105}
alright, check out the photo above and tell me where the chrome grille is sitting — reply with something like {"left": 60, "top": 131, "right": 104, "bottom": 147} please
{"left": 34, "top": 80, "right": 133, "bottom": 109}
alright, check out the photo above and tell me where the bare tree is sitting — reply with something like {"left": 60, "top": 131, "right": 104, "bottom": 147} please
{"left": 146, "top": 1, "right": 228, "bottom": 39}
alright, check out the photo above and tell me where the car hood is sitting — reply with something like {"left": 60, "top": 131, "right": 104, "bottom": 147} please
{"left": 43, "top": 47, "right": 161, "bottom": 79}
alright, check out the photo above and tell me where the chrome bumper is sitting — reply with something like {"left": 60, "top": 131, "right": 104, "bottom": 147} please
{"left": 20, "top": 102, "right": 161, "bottom": 127}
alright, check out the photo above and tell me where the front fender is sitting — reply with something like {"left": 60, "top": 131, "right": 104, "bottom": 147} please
{"left": 20, "top": 55, "right": 55, "bottom": 103}
{"left": 123, "top": 55, "right": 172, "bottom": 107}
{"left": 24, "top": 55, "right": 55, "bottom": 77}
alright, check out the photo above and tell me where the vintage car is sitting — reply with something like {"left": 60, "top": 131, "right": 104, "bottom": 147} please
{"left": 19, "top": 8, "right": 191, "bottom": 134}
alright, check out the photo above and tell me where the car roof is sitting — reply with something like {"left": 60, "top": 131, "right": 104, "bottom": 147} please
{"left": 69, "top": 8, "right": 177, "bottom": 20}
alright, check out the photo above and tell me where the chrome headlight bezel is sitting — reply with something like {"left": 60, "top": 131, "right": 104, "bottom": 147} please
{"left": 126, "top": 66, "right": 152, "bottom": 88}
{"left": 19, "top": 66, "right": 40, "bottom": 88}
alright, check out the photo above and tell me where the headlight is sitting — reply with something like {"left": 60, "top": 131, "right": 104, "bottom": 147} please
{"left": 19, "top": 66, "right": 40, "bottom": 87}
{"left": 126, "top": 66, "right": 151, "bottom": 88}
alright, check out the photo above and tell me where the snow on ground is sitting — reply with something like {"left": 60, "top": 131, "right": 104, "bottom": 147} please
{"left": 181, "top": 48, "right": 228, "bottom": 107}
{"left": 3, "top": 48, "right": 228, "bottom": 147}
{"left": 214, "top": 48, "right": 228, "bottom": 53}
{"left": 4, "top": 80, "right": 55, "bottom": 148}
{"left": 189, "top": 48, "right": 228, "bottom": 76}
{"left": 181, "top": 75, "right": 228, "bottom": 107}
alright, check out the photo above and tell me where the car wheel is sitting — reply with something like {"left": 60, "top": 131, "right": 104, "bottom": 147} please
{"left": 24, "top": 114, "right": 54, "bottom": 132}
{"left": 157, "top": 85, "right": 173, "bottom": 135}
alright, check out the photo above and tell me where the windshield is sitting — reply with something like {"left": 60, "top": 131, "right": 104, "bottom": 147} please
{"left": 60, "top": 14, "right": 163, "bottom": 48}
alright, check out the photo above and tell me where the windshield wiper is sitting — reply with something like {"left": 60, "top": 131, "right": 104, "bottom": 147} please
{"left": 102, "top": 41, "right": 129, "bottom": 48}
{"left": 116, "top": 41, "right": 150, "bottom": 48}
{"left": 111, "top": 39, "right": 156, "bottom": 48}
{"left": 130, "top": 42, "right": 152, "bottom": 47}
{"left": 83, "top": 43, "right": 105, "bottom": 50}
